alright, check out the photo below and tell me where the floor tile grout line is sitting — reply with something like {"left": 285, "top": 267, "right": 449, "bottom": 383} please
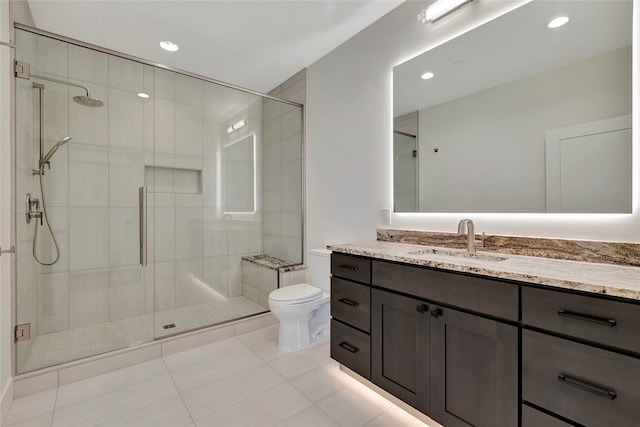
{"left": 51, "top": 358, "right": 169, "bottom": 411}
{"left": 91, "top": 394, "right": 183, "bottom": 427}
{"left": 160, "top": 356, "right": 197, "bottom": 427}
{"left": 49, "top": 383, "right": 59, "bottom": 427}
{"left": 162, "top": 337, "right": 252, "bottom": 375}
{"left": 189, "top": 375, "right": 311, "bottom": 426}
{"left": 53, "top": 374, "right": 181, "bottom": 427}
{"left": 166, "top": 348, "right": 273, "bottom": 395}
{"left": 173, "top": 344, "right": 293, "bottom": 424}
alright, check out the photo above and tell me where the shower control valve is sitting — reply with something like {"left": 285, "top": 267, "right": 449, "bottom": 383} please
{"left": 25, "top": 193, "right": 43, "bottom": 225}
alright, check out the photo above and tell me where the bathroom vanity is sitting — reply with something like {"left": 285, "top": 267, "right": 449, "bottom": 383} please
{"left": 328, "top": 242, "right": 640, "bottom": 427}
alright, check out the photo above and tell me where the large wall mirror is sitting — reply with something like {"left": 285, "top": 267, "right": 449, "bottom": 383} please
{"left": 393, "top": 0, "right": 632, "bottom": 213}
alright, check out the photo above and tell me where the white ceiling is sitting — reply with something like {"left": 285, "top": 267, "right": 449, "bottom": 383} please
{"left": 26, "top": 0, "right": 404, "bottom": 94}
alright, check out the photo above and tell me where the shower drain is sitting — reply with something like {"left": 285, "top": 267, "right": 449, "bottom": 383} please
{"left": 163, "top": 323, "right": 176, "bottom": 330}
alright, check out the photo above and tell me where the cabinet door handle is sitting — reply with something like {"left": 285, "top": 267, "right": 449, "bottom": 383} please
{"left": 338, "top": 264, "right": 359, "bottom": 272}
{"left": 431, "top": 308, "right": 443, "bottom": 318}
{"left": 416, "top": 304, "right": 429, "bottom": 313}
{"left": 338, "top": 342, "right": 359, "bottom": 353}
{"left": 339, "top": 298, "right": 359, "bottom": 307}
{"left": 558, "top": 373, "right": 617, "bottom": 400}
{"left": 557, "top": 309, "right": 617, "bottom": 327}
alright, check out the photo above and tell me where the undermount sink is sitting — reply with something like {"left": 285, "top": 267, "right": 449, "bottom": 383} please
{"left": 407, "top": 248, "right": 509, "bottom": 263}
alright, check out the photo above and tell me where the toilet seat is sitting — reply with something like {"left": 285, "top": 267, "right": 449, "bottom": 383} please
{"left": 269, "top": 283, "right": 323, "bottom": 305}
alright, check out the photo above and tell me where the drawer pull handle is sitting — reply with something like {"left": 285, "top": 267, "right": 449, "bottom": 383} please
{"left": 416, "top": 304, "right": 429, "bottom": 314}
{"left": 558, "top": 374, "right": 617, "bottom": 400}
{"left": 430, "top": 308, "right": 443, "bottom": 318}
{"left": 338, "top": 264, "right": 359, "bottom": 272}
{"left": 338, "top": 342, "right": 359, "bottom": 353}
{"left": 339, "top": 298, "right": 359, "bottom": 307}
{"left": 557, "top": 309, "right": 617, "bottom": 327}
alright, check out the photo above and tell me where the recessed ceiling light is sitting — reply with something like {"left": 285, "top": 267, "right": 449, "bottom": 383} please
{"left": 159, "top": 41, "right": 179, "bottom": 52}
{"left": 548, "top": 16, "right": 569, "bottom": 29}
{"left": 137, "top": 92, "right": 150, "bottom": 99}
{"left": 421, "top": 72, "right": 435, "bottom": 80}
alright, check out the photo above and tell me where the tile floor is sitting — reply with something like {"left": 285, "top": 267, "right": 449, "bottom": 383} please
{"left": 7, "top": 324, "right": 440, "bottom": 427}
{"left": 22, "top": 297, "right": 266, "bottom": 372}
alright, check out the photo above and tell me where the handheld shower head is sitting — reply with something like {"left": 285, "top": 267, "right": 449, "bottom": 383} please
{"left": 41, "top": 137, "right": 71, "bottom": 166}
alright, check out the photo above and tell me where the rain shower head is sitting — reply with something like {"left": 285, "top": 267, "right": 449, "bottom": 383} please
{"left": 29, "top": 73, "right": 104, "bottom": 108}
{"left": 73, "top": 94, "right": 104, "bottom": 108}
{"left": 41, "top": 137, "right": 71, "bottom": 166}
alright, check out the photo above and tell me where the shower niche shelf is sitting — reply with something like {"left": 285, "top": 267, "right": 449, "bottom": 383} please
{"left": 144, "top": 165, "right": 202, "bottom": 194}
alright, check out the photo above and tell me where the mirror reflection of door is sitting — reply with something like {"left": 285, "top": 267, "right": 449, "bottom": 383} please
{"left": 394, "top": 112, "right": 418, "bottom": 212}
{"left": 394, "top": 131, "right": 418, "bottom": 212}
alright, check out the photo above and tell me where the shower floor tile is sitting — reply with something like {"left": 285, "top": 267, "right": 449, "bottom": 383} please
{"left": 22, "top": 296, "right": 266, "bottom": 372}
{"left": 8, "top": 325, "right": 440, "bottom": 427}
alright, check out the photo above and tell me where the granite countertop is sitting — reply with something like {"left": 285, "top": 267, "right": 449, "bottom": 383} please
{"left": 327, "top": 241, "right": 640, "bottom": 301}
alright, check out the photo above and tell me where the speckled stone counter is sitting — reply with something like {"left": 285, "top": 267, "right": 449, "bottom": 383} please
{"left": 377, "top": 228, "right": 640, "bottom": 267}
{"left": 241, "top": 254, "right": 305, "bottom": 272}
{"left": 327, "top": 241, "right": 640, "bottom": 301}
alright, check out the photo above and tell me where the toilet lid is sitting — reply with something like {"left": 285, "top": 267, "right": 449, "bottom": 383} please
{"left": 269, "top": 283, "right": 323, "bottom": 304}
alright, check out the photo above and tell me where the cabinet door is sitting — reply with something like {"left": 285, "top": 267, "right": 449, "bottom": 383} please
{"left": 371, "top": 289, "right": 430, "bottom": 414}
{"left": 430, "top": 306, "right": 518, "bottom": 427}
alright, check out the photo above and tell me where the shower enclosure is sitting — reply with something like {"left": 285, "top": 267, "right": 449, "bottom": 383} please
{"left": 13, "top": 26, "right": 303, "bottom": 374}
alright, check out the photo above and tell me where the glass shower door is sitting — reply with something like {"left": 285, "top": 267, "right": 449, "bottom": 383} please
{"left": 14, "top": 25, "right": 304, "bottom": 373}
{"left": 14, "top": 28, "right": 156, "bottom": 373}
{"left": 151, "top": 71, "right": 269, "bottom": 338}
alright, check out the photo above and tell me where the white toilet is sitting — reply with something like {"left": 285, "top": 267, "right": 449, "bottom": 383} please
{"left": 268, "top": 249, "right": 331, "bottom": 352}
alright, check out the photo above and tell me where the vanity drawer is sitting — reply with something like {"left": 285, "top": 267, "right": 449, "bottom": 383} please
{"left": 372, "top": 260, "right": 518, "bottom": 321}
{"left": 331, "top": 253, "right": 371, "bottom": 284}
{"left": 522, "top": 286, "right": 640, "bottom": 354}
{"left": 331, "top": 277, "right": 371, "bottom": 332}
{"left": 521, "top": 405, "right": 573, "bottom": 427}
{"left": 330, "top": 319, "right": 371, "bottom": 380}
{"left": 522, "top": 330, "right": 640, "bottom": 427}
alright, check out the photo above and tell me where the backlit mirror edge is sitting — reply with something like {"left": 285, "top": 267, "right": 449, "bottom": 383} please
{"left": 386, "top": 0, "right": 639, "bottom": 243}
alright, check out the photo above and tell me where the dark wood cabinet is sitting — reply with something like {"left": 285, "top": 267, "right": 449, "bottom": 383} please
{"left": 371, "top": 289, "right": 430, "bottom": 414}
{"left": 330, "top": 249, "right": 640, "bottom": 427}
{"left": 369, "top": 260, "right": 518, "bottom": 426}
{"left": 430, "top": 305, "right": 518, "bottom": 427}
{"left": 522, "top": 329, "right": 640, "bottom": 427}
{"left": 330, "top": 253, "right": 373, "bottom": 380}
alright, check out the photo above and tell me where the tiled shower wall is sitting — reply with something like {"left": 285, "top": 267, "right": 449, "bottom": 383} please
{"left": 13, "top": 29, "right": 271, "bottom": 372}
{"left": 263, "top": 70, "right": 305, "bottom": 264}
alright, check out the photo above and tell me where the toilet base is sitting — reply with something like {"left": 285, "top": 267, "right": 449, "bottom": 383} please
{"left": 277, "top": 318, "right": 329, "bottom": 352}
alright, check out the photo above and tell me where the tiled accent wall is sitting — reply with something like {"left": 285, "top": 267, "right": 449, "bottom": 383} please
{"left": 262, "top": 70, "right": 305, "bottom": 264}
{"left": 241, "top": 260, "right": 277, "bottom": 308}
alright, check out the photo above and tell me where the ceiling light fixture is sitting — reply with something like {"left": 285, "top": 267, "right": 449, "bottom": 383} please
{"left": 226, "top": 119, "right": 246, "bottom": 133}
{"left": 418, "top": 0, "right": 474, "bottom": 23}
{"left": 137, "top": 92, "right": 150, "bottom": 99}
{"left": 547, "top": 16, "right": 569, "bottom": 29}
{"left": 159, "top": 41, "right": 179, "bottom": 52}
{"left": 421, "top": 71, "right": 435, "bottom": 80}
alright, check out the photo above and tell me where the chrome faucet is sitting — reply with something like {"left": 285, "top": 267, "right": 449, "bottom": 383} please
{"left": 457, "top": 218, "right": 482, "bottom": 254}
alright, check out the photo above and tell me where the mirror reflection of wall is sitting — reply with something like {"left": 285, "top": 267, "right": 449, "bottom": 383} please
{"left": 393, "top": 0, "right": 633, "bottom": 214}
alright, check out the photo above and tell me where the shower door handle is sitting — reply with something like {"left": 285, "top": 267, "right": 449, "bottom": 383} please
{"left": 139, "top": 186, "right": 148, "bottom": 266}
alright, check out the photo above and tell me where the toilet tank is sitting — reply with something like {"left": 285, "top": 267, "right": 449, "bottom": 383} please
{"left": 309, "top": 248, "right": 331, "bottom": 291}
